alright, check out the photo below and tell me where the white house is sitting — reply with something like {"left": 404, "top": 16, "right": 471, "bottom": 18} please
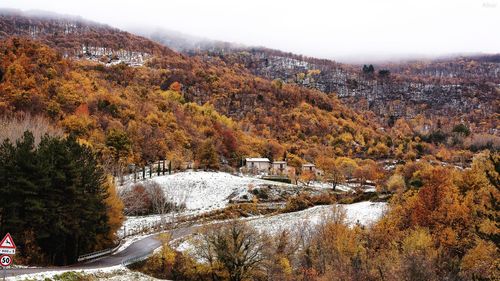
{"left": 245, "top": 158, "right": 271, "bottom": 173}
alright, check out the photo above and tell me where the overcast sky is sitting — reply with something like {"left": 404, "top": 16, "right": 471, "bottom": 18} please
{"left": 2, "top": 0, "right": 499, "bottom": 62}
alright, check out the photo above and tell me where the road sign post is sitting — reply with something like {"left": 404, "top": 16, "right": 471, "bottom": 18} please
{"left": 0, "top": 255, "right": 13, "bottom": 281}
{"left": 0, "top": 233, "right": 16, "bottom": 281}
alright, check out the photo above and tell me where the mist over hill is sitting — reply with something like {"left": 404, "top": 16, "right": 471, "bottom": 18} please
{"left": 0, "top": 6, "right": 499, "bottom": 281}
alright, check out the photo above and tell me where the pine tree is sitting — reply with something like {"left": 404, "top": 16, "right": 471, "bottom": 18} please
{"left": 0, "top": 131, "right": 112, "bottom": 265}
{"left": 0, "top": 132, "right": 41, "bottom": 250}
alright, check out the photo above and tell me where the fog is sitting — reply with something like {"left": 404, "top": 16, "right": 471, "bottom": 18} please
{"left": 1, "top": 0, "right": 499, "bottom": 62}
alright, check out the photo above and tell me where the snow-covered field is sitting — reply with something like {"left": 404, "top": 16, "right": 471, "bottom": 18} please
{"left": 123, "top": 171, "right": 294, "bottom": 212}
{"left": 7, "top": 266, "right": 163, "bottom": 281}
{"left": 120, "top": 171, "right": 297, "bottom": 237}
{"left": 120, "top": 172, "right": 383, "bottom": 240}
{"left": 173, "top": 201, "right": 387, "bottom": 259}
{"left": 248, "top": 201, "right": 387, "bottom": 235}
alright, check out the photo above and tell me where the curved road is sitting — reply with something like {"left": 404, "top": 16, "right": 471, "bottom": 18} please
{"left": 5, "top": 226, "right": 196, "bottom": 278}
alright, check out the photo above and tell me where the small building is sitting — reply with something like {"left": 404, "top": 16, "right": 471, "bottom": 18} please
{"left": 302, "top": 163, "right": 323, "bottom": 176}
{"left": 302, "top": 163, "right": 316, "bottom": 173}
{"left": 245, "top": 158, "right": 271, "bottom": 173}
{"left": 271, "top": 161, "right": 287, "bottom": 175}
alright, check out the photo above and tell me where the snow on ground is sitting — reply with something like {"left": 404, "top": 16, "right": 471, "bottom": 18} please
{"left": 364, "top": 187, "right": 377, "bottom": 192}
{"left": 120, "top": 172, "right": 380, "bottom": 240}
{"left": 7, "top": 266, "right": 164, "bottom": 281}
{"left": 120, "top": 172, "right": 296, "bottom": 238}
{"left": 305, "top": 181, "right": 376, "bottom": 193}
{"left": 121, "top": 214, "right": 170, "bottom": 239}
{"left": 305, "top": 181, "right": 354, "bottom": 192}
{"left": 175, "top": 239, "right": 197, "bottom": 255}
{"left": 248, "top": 201, "right": 387, "bottom": 235}
{"left": 172, "top": 201, "right": 388, "bottom": 259}
{"left": 124, "top": 171, "right": 293, "bottom": 212}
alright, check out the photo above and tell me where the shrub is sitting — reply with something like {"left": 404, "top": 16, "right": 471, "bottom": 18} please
{"left": 252, "top": 188, "right": 270, "bottom": 200}
{"left": 51, "top": 271, "right": 93, "bottom": 281}
{"left": 284, "top": 193, "right": 313, "bottom": 212}
{"left": 310, "top": 192, "right": 335, "bottom": 205}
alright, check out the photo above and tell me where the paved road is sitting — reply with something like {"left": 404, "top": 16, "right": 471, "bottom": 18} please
{"left": 4, "top": 226, "right": 196, "bottom": 278}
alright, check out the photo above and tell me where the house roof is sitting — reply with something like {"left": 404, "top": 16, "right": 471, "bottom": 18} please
{"left": 246, "top": 158, "right": 270, "bottom": 162}
{"left": 273, "top": 161, "right": 287, "bottom": 164}
{"left": 302, "top": 163, "right": 315, "bottom": 167}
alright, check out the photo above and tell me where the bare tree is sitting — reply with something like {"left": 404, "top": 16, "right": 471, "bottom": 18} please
{"left": 145, "top": 181, "right": 174, "bottom": 227}
{"left": 120, "top": 183, "right": 151, "bottom": 215}
{"left": 0, "top": 113, "right": 63, "bottom": 145}
{"left": 196, "top": 221, "right": 266, "bottom": 281}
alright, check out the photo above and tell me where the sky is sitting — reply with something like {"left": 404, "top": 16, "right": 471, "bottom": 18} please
{"left": 1, "top": 0, "right": 499, "bottom": 62}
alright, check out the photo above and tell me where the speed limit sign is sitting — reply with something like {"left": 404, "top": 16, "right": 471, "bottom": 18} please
{"left": 0, "top": 255, "right": 12, "bottom": 267}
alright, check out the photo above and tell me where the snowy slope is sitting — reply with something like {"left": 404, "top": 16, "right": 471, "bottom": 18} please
{"left": 248, "top": 201, "right": 387, "bottom": 235}
{"left": 124, "top": 171, "right": 293, "bottom": 212}
{"left": 8, "top": 266, "right": 163, "bottom": 281}
{"left": 173, "top": 201, "right": 388, "bottom": 257}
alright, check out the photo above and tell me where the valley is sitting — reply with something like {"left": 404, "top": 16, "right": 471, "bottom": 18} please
{"left": 0, "top": 7, "right": 498, "bottom": 281}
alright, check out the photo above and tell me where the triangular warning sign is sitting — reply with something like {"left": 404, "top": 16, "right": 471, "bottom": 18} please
{"left": 0, "top": 233, "right": 16, "bottom": 249}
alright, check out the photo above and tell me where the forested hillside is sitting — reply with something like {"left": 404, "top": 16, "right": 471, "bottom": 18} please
{"left": 147, "top": 31, "right": 499, "bottom": 140}
{"left": 193, "top": 48, "right": 498, "bottom": 132}
{"left": 0, "top": 12, "right": 403, "bottom": 169}
{"left": 0, "top": 9, "right": 173, "bottom": 58}
{"left": 1, "top": 11, "right": 496, "bottom": 173}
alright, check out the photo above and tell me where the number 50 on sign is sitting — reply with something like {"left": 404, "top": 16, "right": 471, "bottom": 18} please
{"left": 0, "top": 255, "right": 12, "bottom": 267}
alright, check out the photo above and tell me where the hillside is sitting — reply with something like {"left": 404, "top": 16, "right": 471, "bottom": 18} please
{"left": 146, "top": 30, "right": 499, "bottom": 138}
{"left": 203, "top": 49, "right": 498, "bottom": 132}
{"left": 0, "top": 11, "right": 398, "bottom": 170}
{"left": 1, "top": 10, "right": 497, "bottom": 173}
{"left": 0, "top": 9, "right": 175, "bottom": 58}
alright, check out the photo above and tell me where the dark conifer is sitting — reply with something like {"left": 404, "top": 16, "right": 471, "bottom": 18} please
{"left": 0, "top": 131, "right": 110, "bottom": 265}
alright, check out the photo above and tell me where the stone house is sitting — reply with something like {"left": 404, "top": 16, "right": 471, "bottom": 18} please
{"left": 271, "top": 161, "right": 287, "bottom": 175}
{"left": 245, "top": 158, "right": 271, "bottom": 173}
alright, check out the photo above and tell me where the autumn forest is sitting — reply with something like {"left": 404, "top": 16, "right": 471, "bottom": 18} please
{"left": 0, "top": 8, "right": 498, "bottom": 281}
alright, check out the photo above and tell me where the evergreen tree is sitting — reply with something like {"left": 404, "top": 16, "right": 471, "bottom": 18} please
{"left": 0, "top": 132, "right": 41, "bottom": 248}
{"left": 0, "top": 131, "right": 110, "bottom": 265}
